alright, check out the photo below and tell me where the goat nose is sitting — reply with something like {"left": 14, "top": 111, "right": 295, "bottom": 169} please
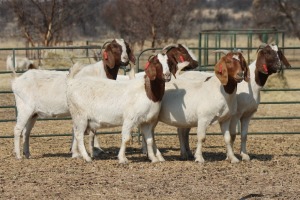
{"left": 122, "top": 55, "right": 129, "bottom": 62}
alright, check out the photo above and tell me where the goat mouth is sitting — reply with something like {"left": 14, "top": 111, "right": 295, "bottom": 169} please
{"left": 235, "top": 76, "right": 244, "bottom": 83}
{"left": 120, "top": 61, "right": 130, "bottom": 66}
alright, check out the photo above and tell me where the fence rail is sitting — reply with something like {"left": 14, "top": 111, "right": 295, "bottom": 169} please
{"left": 1, "top": 44, "right": 300, "bottom": 139}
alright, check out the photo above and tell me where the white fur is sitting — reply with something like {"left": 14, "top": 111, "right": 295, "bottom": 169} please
{"left": 67, "top": 54, "right": 170, "bottom": 163}
{"left": 12, "top": 40, "right": 130, "bottom": 159}
{"left": 6, "top": 55, "right": 35, "bottom": 71}
{"left": 155, "top": 74, "right": 240, "bottom": 163}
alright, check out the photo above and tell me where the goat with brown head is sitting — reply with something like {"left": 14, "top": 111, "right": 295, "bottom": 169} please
{"left": 144, "top": 53, "right": 171, "bottom": 102}
{"left": 213, "top": 49, "right": 249, "bottom": 93}
{"left": 255, "top": 43, "right": 291, "bottom": 86}
{"left": 100, "top": 39, "right": 136, "bottom": 79}
{"left": 162, "top": 44, "right": 199, "bottom": 77}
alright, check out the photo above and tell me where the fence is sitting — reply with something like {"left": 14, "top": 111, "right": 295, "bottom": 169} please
{"left": 0, "top": 42, "right": 300, "bottom": 140}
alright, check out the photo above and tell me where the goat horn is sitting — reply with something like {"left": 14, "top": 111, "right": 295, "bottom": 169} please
{"left": 257, "top": 43, "right": 268, "bottom": 52}
{"left": 99, "top": 40, "right": 113, "bottom": 56}
{"left": 148, "top": 55, "right": 155, "bottom": 61}
{"left": 233, "top": 48, "right": 243, "bottom": 53}
{"left": 212, "top": 49, "right": 230, "bottom": 55}
{"left": 162, "top": 44, "right": 179, "bottom": 54}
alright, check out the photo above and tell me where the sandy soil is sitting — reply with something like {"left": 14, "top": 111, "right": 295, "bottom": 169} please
{"left": 0, "top": 120, "right": 299, "bottom": 200}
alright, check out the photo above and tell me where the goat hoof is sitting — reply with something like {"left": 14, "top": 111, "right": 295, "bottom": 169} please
{"left": 84, "top": 157, "right": 92, "bottom": 163}
{"left": 195, "top": 157, "right": 205, "bottom": 163}
{"left": 157, "top": 157, "right": 165, "bottom": 162}
{"left": 230, "top": 157, "right": 240, "bottom": 163}
{"left": 242, "top": 154, "right": 250, "bottom": 161}
{"left": 119, "top": 158, "right": 129, "bottom": 164}
{"left": 72, "top": 153, "right": 81, "bottom": 158}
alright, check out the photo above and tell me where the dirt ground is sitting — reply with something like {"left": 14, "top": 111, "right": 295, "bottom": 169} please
{"left": 0, "top": 120, "right": 299, "bottom": 200}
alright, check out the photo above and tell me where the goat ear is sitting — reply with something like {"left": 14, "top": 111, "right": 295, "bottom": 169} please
{"left": 239, "top": 53, "right": 250, "bottom": 82}
{"left": 277, "top": 49, "right": 291, "bottom": 68}
{"left": 129, "top": 52, "right": 136, "bottom": 64}
{"left": 214, "top": 59, "right": 228, "bottom": 85}
{"left": 102, "top": 50, "right": 115, "bottom": 69}
{"left": 145, "top": 61, "right": 156, "bottom": 80}
{"left": 167, "top": 56, "right": 177, "bottom": 78}
{"left": 256, "top": 51, "right": 268, "bottom": 74}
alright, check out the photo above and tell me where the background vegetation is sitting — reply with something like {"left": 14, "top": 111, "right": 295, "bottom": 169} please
{"left": 0, "top": 0, "right": 299, "bottom": 49}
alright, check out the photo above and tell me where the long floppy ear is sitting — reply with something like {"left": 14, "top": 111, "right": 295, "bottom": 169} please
{"left": 239, "top": 53, "right": 250, "bottom": 82}
{"left": 277, "top": 49, "right": 291, "bottom": 68}
{"left": 256, "top": 50, "right": 268, "bottom": 74}
{"left": 102, "top": 48, "right": 115, "bottom": 69}
{"left": 167, "top": 55, "right": 177, "bottom": 78}
{"left": 145, "top": 60, "right": 157, "bottom": 80}
{"left": 125, "top": 42, "right": 136, "bottom": 64}
{"left": 214, "top": 58, "right": 228, "bottom": 85}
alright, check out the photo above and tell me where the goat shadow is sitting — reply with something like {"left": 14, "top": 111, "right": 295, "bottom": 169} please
{"left": 41, "top": 147, "right": 273, "bottom": 162}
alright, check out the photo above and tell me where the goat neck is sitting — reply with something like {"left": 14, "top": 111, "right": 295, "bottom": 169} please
{"left": 144, "top": 54, "right": 170, "bottom": 102}
{"left": 104, "top": 65, "right": 120, "bottom": 80}
{"left": 144, "top": 76, "right": 165, "bottom": 102}
{"left": 223, "top": 76, "right": 238, "bottom": 94}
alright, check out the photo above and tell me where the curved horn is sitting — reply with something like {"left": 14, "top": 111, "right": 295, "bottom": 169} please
{"left": 162, "top": 44, "right": 179, "bottom": 54}
{"left": 99, "top": 40, "right": 113, "bottom": 58}
{"left": 212, "top": 49, "right": 230, "bottom": 55}
{"left": 148, "top": 55, "right": 155, "bottom": 61}
{"left": 257, "top": 43, "right": 268, "bottom": 52}
{"left": 233, "top": 48, "right": 243, "bottom": 53}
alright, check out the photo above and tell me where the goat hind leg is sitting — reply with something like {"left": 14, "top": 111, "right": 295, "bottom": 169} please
{"left": 22, "top": 115, "right": 37, "bottom": 158}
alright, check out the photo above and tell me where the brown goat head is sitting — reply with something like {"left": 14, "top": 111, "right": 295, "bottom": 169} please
{"left": 256, "top": 43, "right": 290, "bottom": 75}
{"left": 163, "top": 44, "right": 198, "bottom": 77}
{"left": 214, "top": 50, "right": 246, "bottom": 85}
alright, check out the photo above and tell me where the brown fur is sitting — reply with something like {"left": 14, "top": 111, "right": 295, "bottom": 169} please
{"left": 214, "top": 52, "right": 248, "bottom": 93}
{"left": 102, "top": 40, "right": 135, "bottom": 80}
{"left": 165, "top": 44, "right": 199, "bottom": 77}
{"left": 255, "top": 45, "right": 291, "bottom": 87}
{"left": 144, "top": 56, "right": 165, "bottom": 102}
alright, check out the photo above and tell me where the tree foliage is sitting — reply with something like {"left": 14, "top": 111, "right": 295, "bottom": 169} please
{"left": 101, "top": 0, "right": 198, "bottom": 48}
{"left": 252, "top": 0, "right": 300, "bottom": 40}
{"left": 8, "top": 0, "right": 87, "bottom": 46}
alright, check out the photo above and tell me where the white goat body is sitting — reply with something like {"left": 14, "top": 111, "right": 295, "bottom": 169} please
{"left": 229, "top": 44, "right": 291, "bottom": 161}
{"left": 12, "top": 39, "right": 134, "bottom": 159}
{"left": 158, "top": 75, "right": 239, "bottom": 163}
{"left": 67, "top": 54, "right": 171, "bottom": 163}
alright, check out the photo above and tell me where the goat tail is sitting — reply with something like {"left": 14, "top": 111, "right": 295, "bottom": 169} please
{"left": 68, "top": 62, "right": 85, "bottom": 79}
{"left": 10, "top": 67, "right": 17, "bottom": 78}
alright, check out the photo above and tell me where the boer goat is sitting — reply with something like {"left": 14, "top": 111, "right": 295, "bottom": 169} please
{"left": 144, "top": 50, "right": 249, "bottom": 163}
{"left": 6, "top": 55, "right": 37, "bottom": 71}
{"left": 67, "top": 53, "right": 172, "bottom": 163}
{"left": 228, "top": 43, "right": 291, "bottom": 161}
{"left": 12, "top": 39, "right": 135, "bottom": 159}
{"left": 117, "top": 44, "right": 198, "bottom": 80}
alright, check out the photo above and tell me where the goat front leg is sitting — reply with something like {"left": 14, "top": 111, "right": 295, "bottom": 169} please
{"left": 140, "top": 124, "right": 160, "bottom": 163}
{"left": 194, "top": 122, "right": 207, "bottom": 163}
{"left": 220, "top": 120, "right": 239, "bottom": 163}
{"left": 118, "top": 124, "right": 132, "bottom": 164}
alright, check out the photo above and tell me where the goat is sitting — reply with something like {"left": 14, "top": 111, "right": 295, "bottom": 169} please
{"left": 66, "top": 53, "right": 172, "bottom": 163}
{"left": 117, "top": 44, "right": 198, "bottom": 80}
{"left": 176, "top": 44, "right": 291, "bottom": 162}
{"left": 12, "top": 39, "right": 135, "bottom": 159}
{"left": 228, "top": 43, "right": 291, "bottom": 161}
{"left": 145, "top": 50, "right": 249, "bottom": 163}
{"left": 6, "top": 55, "right": 37, "bottom": 71}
